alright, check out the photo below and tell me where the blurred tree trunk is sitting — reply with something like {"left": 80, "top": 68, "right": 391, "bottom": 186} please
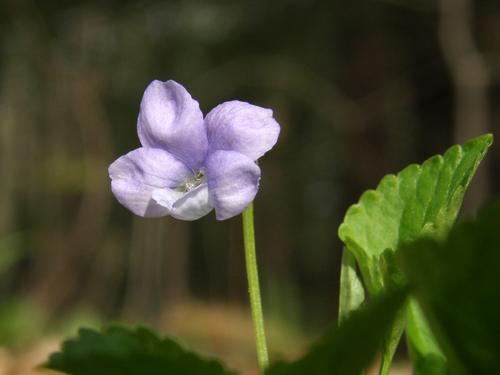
{"left": 440, "top": 0, "right": 491, "bottom": 214}
{"left": 122, "top": 217, "right": 189, "bottom": 325}
{"left": 29, "top": 64, "right": 113, "bottom": 313}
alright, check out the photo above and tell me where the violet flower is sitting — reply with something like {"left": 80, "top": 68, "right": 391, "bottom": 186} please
{"left": 109, "top": 80, "right": 280, "bottom": 221}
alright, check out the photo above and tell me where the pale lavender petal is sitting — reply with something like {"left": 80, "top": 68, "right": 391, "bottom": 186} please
{"left": 109, "top": 147, "right": 191, "bottom": 217}
{"left": 149, "top": 188, "right": 184, "bottom": 211}
{"left": 137, "top": 80, "right": 208, "bottom": 170}
{"left": 206, "top": 150, "right": 261, "bottom": 220}
{"left": 205, "top": 100, "right": 280, "bottom": 161}
{"left": 153, "top": 183, "right": 213, "bottom": 221}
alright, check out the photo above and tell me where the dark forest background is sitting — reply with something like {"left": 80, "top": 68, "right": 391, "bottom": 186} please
{"left": 1, "top": 0, "right": 500, "bottom": 373}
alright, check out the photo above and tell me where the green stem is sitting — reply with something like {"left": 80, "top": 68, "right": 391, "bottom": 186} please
{"left": 242, "top": 203, "right": 269, "bottom": 372}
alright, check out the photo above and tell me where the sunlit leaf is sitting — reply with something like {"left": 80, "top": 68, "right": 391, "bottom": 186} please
{"left": 44, "top": 325, "right": 236, "bottom": 375}
{"left": 338, "top": 249, "right": 365, "bottom": 323}
{"left": 338, "top": 134, "right": 492, "bottom": 293}
{"left": 337, "top": 134, "right": 492, "bottom": 373}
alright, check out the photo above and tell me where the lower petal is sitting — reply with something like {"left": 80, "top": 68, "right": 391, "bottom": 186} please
{"left": 206, "top": 150, "right": 261, "bottom": 220}
{"left": 109, "top": 147, "right": 190, "bottom": 217}
{"left": 153, "top": 184, "right": 213, "bottom": 221}
{"left": 111, "top": 179, "right": 170, "bottom": 218}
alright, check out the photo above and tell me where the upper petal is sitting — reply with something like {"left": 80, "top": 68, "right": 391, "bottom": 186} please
{"left": 205, "top": 100, "right": 280, "bottom": 161}
{"left": 153, "top": 183, "right": 213, "bottom": 221}
{"left": 109, "top": 147, "right": 191, "bottom": 217}
{"left": 206, "top": 150, "right": 261, "bottom": 220}
{"left": 137, "top": 80, "right": 208, "bottom": 170}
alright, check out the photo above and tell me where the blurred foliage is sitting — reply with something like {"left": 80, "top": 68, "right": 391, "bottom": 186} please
{"left": 267, "top": 286, "right": 408, "bottom": 375}
{"left": 0, "top": 298, "right": 100, "bottom": 350}
{"left": 45, "top": 326, "right": 236, "bottom": 375}
{"left": 0, "top": 232, "right": 25, "bottom": 275}
{"left": 0, "top": 299, "right": 45, "bottom": 349}
{"left": 401, "top": 201, "right": 500, "bottom": 374}
{"left": 44, "top": 287, "right": 407, "bottom": 375}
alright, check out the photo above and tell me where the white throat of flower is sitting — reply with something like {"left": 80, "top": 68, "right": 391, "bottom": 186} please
{"left": 177, "top": 171, "right": 205, "bottom": 193}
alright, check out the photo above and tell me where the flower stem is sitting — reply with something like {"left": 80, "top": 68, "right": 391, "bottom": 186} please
{"left": 242, "top": 203, "right": 269, "bottom": 372}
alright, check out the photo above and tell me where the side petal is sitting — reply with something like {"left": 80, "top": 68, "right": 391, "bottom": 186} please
{"left": 206, "top": 150, "right": 261, "bottom": 220}
{"left": 205, "top": 100, "right": 280, "bottom": 161}
{"left": 153, "top": 183, "right": 213, "bottom": 221}
{"left": 109, "top": 147, "right": 191, "bottom": 217}
{"left": 137, "top": 80, "right": 208, "bottom": 170}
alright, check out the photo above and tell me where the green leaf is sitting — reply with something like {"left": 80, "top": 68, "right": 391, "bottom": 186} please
{"left": 338, "top": 248, "right": 365, "bottom": 323}
{"left": 337, "top": 134, "right": 492, "bottom": 373}
{"left": 379, "top": 305, "right": 406, "bottom": 375}
{"left": 377, "top": 250, "right": 407, "bottom": 375}
{"left": 44, "top": 325, "right": 236, "bottom": 375}
{"left": 400, "top": 201, "right": 500, "bottom": 374}
{"left": 338, "top": 133, "right": 492, "bottom": 294}
{"left": 406, "top": 299, "right": 447, "bottom": 375}
{"left": 267, "top": 286, "right": 408, "bottom": 375}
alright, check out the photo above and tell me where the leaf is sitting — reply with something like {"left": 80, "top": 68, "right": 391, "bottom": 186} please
{"left": 400, "top": 201, "right": 500, "bottom": 374}
{"left": 337, "top": 134, "right": 492, "bottom": 373}
{"left": 338, "top": 134, "right": 492, "bottom": 294}
{"left": 338, "top": 248, "right": 365, "bottom": 323}
{"left": 375, "top": 250, "right": 407, "bottom": 375}
{"left": 379, "top": 304, "right": 406, "bottom": 375}
{"left": 406, "top": 299, "right": 447, "bottom": 375}
{"left": 44, "top": 325, "right": 236, "bottom": 375}
{"left": 267, "top": 286, "right": 408, "bottom": 375}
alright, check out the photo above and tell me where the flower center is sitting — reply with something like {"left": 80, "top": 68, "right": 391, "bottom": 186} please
{"left": 177, "top": 170, "right": 205, "bottom": 192}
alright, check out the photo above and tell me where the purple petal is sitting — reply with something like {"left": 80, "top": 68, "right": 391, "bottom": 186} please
{"left": 109, "top": 147, "right": 191, "bottom": 217}
{"left": 205, "top": 100, "right": 280, "bottom": 161}
{"left": 206, "top": 150, "right": 261, "bottom": 220}
{"left": 153, "top": 183, "right": 213, "bottom": 221}
{"left": 137, "top": 80, "right": 208, "bottom": 170}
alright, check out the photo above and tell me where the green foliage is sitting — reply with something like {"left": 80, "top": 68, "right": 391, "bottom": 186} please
{"left": 44, "top": 325, "right": 236, "bottom": 375}
{"left": 0, "top": 299, "right": 46, "bottom": 348}
{"left": 267, "top": 287, "right": 408, "bottom": 375}
{"left": 42, "top": 135, "right": 496, "bottom": 375}
{"left": 0, "top": 232, "right": 25, "bottom": 274}
{"left": 400, "top": 201, "right": 500, "bottom": 374}
{"left": 54, "top": 309, "right": 102, "bottom": 338}
{"left": 338, "top": 249, "right": 365, "bottom": 322}
{"left": 337, "top": 134, "right": 492, "bottom": 373}
{"left": 338, "top": 134, "right": 492, "bottom": 293}
{"left": 379, "top": 303, "right": 406, "bottom": 375}
{"left": 406, "top": 300, "right": 447, "bottom": 375}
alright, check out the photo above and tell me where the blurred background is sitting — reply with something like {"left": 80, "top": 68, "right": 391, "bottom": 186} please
{"left": 1, "top": 0, "right": 500, "bottom": 374}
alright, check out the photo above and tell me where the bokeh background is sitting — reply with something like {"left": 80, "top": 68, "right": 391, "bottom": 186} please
{"left": 1, "top": 0, "right": 500, "bottom": 374}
